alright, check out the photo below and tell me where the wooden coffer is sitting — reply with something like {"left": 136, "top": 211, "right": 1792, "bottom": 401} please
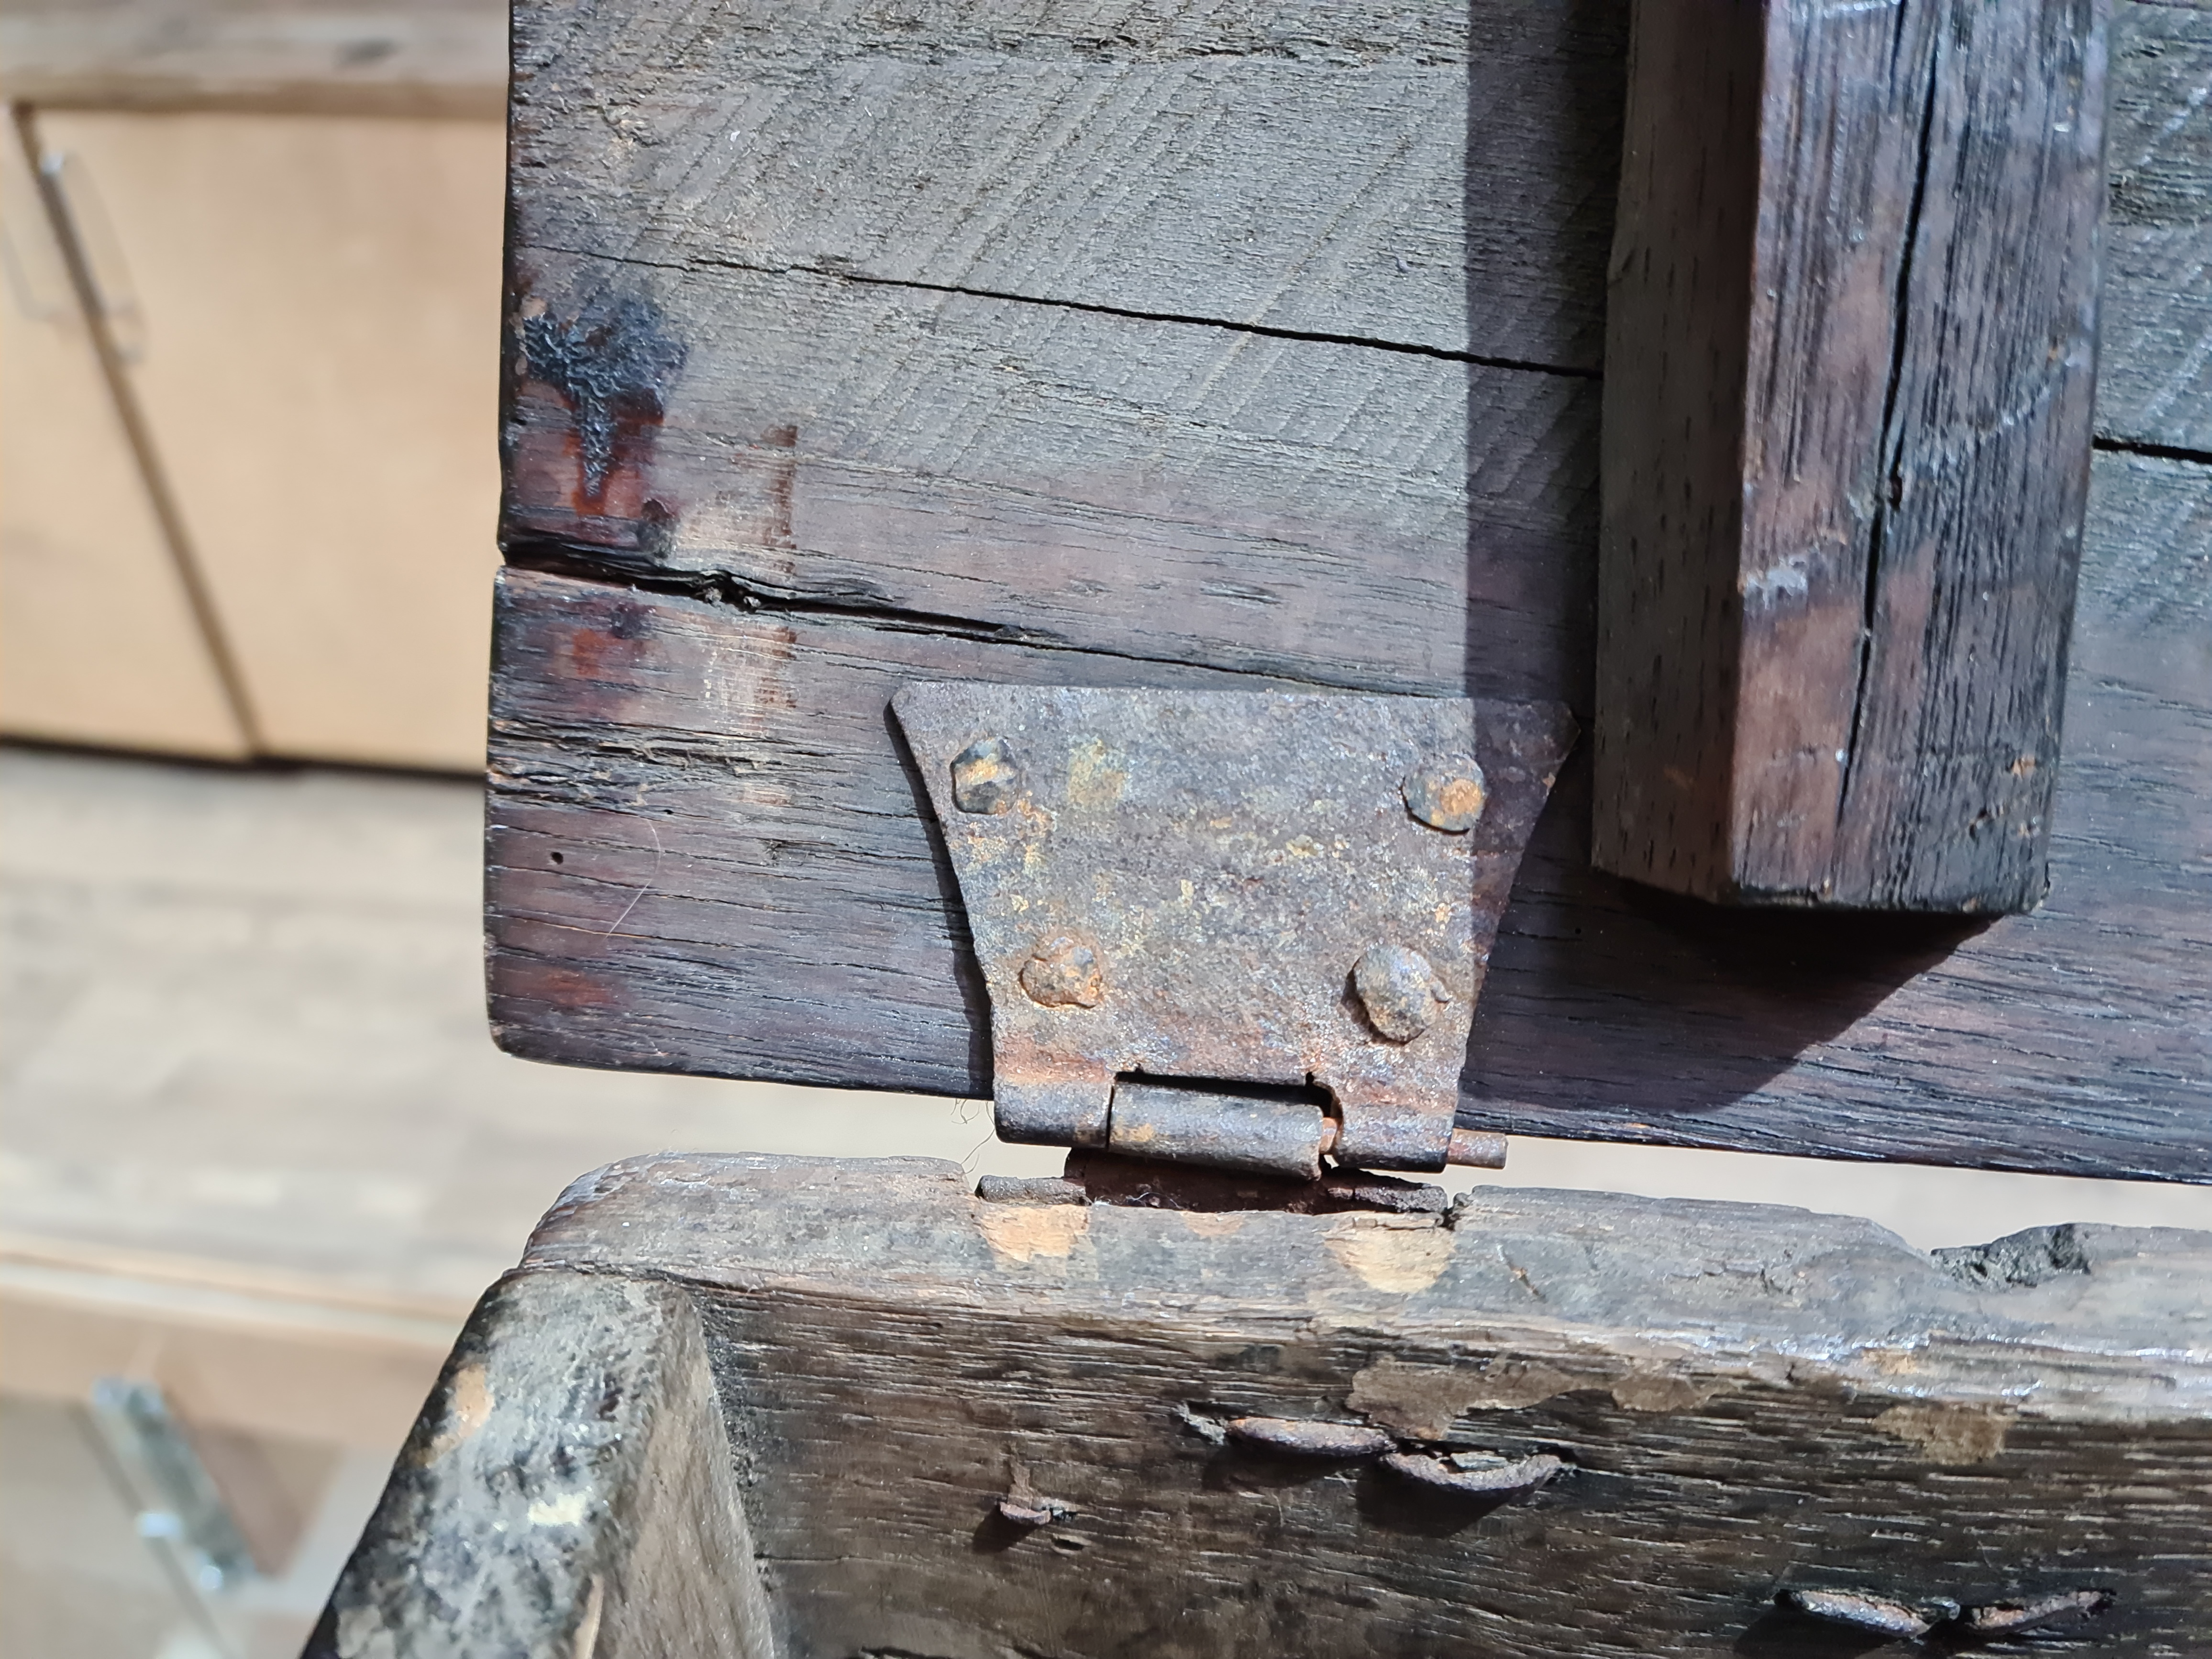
{"left": 313, "top": 1, "right": 2212, "bottom": 1654}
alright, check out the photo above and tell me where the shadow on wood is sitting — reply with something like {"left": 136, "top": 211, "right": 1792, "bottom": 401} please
{"left": 1462, "top": 753, "right": 1991, "bottom": 1154}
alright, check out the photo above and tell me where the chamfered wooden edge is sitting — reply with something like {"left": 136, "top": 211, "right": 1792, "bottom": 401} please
{"left": 520, "top": 1153, "right": 2212, "bottom": 1421}
{"left": 1595, "top": 0, "right": 2110, "bottom": 913}
{"left": 304, "top": 1268, "right": 774, "bottom": 1659}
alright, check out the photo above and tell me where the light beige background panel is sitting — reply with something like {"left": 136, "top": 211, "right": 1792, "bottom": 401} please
{"left": 0, "top": 119, "right": 248, "bottom": 758}
{"left": 35, "top": 109, "right": 505, "bottom": 770}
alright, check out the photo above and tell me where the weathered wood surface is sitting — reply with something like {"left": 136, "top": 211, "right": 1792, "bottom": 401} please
{"left": 503, "top": 0, "right": 2206, "bottom": 427}
{"left": 307, "top": 1269, "right": 773, "bottom": 1659}
{"left": 508, "top": 0, "right": 1622, "bottom": 371}
{"left": 487, "top": 442, "right": 2211, "bottom": 1181}
{"left": 2103, "top": 0, "right": 2212, "bottom": 455}
{"left": 324, "top": 1154, "right": 2212, "bottom": 1655}
{"left": 502, "top": 252, "right": 1598, "bottom": 703}
{"left": 0, "top": 0, "right": 508, "bottom": 118}
{"left": 491, "top": 0, "right": 2212, "bottom": 1177}
{"left": 1595, "top": 0, "right": 2108, "bottom": 912}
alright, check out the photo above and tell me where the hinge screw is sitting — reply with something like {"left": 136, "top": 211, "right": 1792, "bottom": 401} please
{"left": 1020, "top": 933, "right": 1104, "bottom": 1008}
{"left": 951, "top": 736, "right": 1021, "bottom": 814}
{"left": 1351, "top": 943, "right": 1449, "bottom": 1041}
{"left": 1402, "top": 755, "right": 1488, "bottom": 832}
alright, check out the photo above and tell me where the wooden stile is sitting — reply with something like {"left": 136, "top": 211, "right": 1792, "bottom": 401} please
{"left": 1595, "top": 0, "right": 2111, "bottom": 914}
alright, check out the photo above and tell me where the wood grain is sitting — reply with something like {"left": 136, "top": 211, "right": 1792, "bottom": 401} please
{"left": 508, "top": 0, "right": 1623, "bottom": 371}
{"left": 502, "top": 250, "right": 1598, "bottom": 705}
{"left": 1594, "top": 0, "right": 2111, "bottom": 912}
{"left": 504, "top": 0, "right": 2201, "bottom": 437}
{"left": 307, "top": 1269, "right": 773, "bottom": 1659}
{"left": 487, "top": 439, "right": 2210, "bottom": 1181}
{"left": 490, "top": 0, "right": 2212, "bottom": 1176}
{"left": 2100, "top": 0, "right": 2212, "bottom": 455}
{"left": 326, "top": 1153, "right": 2212, "bottom": 1655}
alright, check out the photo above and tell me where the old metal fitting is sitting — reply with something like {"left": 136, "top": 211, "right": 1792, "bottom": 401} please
{"left": 950, "top": 735, "right": 1021, "bottom": 814}
{"left": 894, "top": 684, "right": 1574, "bottom": 1179}
{"left": 1402, "top": 754, "right": 1488, "bottom": 832}
{"left": 1225, "top": 1417, "right": 1393, "bottom": 1459}
{"left": 1019, "top": 933, "right": 1104, "bottom": 1008}
{"left": 1960, "top": 1591, "right": 2112, "bottom": 1634}
{"left": 1352, "top": 943, "right": 1449, "bottom": 1042}
{"left": 1778, "top": 1585, "right": 2112, "bottom": 1640}
{"left": 1446, "top": 1127, "right": 1508, "bottom": 1168}
{"left": 1106, "top": 1082, "right": 1329, "bottom": 1180}
{"left": 1379, "top": 1449, "right": 1562, "bottom": 1500}
{"left": 1777, "top": 1589, "right": 1956, "bottom": 1639}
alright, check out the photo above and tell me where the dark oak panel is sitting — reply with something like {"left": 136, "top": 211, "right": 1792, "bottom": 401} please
{"left": 2101, "top": 0, "right": 2212, "bottom": 454}
{"left": 505, "top": 0, "right": 2203, "bottom": 442}
{"left": 487, "top": 444, "right": 2211, "bottom": 1179}
{"left": 501, "top": 251, "right": 1599, "bottom": 705}
{"left": 319, "top": 1155, "right": 2212, "bottom": 1654}
{"left": 509, "top": 0, "right": 1624, "bottom": 370}
{"left": 491, "top": 0, "right": 2211, "bottom": 1177}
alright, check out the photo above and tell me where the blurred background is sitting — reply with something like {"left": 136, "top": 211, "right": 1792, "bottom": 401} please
{"left": 1, "top": 1, "right": 2207, "bottom": 1656}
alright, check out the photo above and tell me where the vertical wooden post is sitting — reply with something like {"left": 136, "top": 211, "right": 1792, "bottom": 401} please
{"left": 1595, "top": 0, "right": 2110, "bottom": 912}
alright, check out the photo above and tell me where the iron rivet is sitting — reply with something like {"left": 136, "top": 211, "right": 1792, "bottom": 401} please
{"left": 1021, "top": 934, "right": 1104, "bottom": 1008}
{"left": 951, "top": 736, "right": 1021, "bottom": 814}
{"left": 1402, "top": 755, "right": 1487, "bottom": 833}
{"left": 1352, "top": 943, "right": 1449, "bottom": 1042}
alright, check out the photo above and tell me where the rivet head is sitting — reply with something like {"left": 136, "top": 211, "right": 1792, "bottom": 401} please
{"left": 1021, "top": 934, "right": 1103, "bottom": 1008}
{"left": 951, "top": 736, "right": 1021, "bottom": 814}
{"left": 1352, "top": 943, "right": 1449, "bottom": 1042}
{"left": 1402, "top": 755, "right": 1487, "bottom": 833}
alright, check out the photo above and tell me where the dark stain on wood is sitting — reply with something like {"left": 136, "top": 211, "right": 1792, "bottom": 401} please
{"left": 506, "top": 283, "right": 687, "bottom": 561}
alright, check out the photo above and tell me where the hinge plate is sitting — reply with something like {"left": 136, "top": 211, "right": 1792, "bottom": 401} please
{"left": 894, "top": 684, "right": 1574, "bottom": 1176}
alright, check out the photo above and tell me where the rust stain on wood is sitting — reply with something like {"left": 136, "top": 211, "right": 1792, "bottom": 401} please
{"left": 506, "top": 283, "right": 688, "bottom": 559}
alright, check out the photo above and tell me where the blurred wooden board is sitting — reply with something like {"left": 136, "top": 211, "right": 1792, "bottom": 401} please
{"left": 0, "top": 1237, "right": 456, "bottom": 1451}
{"left": 0, "top": 0, "right": 507, "bottom": 119}
{"left": 0, "top": 118, "right": 247, "bottom": 757}
{"left": 34, "top": 108, "right": 506, "bottom": 770}
{"left": 0, "top": 745, "right": 1064, "bottom": 1452}
{"left": 2103, "top": 0, "right": 2212, "bottom": 454}
{"left": 317, "top": 1155, "right": 2212, "bottom": 1655}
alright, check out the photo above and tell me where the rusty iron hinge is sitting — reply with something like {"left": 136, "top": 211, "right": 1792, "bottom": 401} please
{"left": 894, "top": 684, "right": 1574, "bottom": 1182}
